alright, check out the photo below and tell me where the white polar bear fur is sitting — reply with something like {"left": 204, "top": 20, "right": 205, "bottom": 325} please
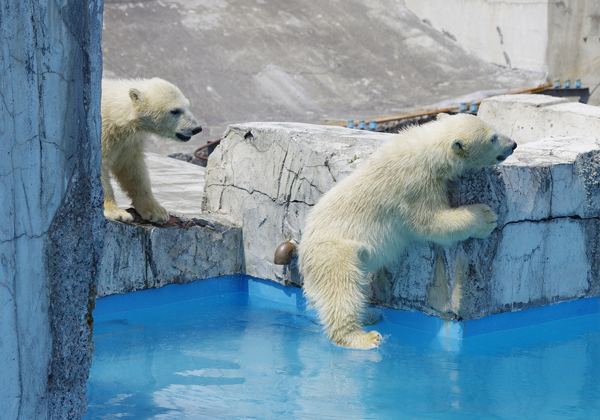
{"left": 101, "top": 77, "right": 202, "bottom": 224}
{"left": 298, "top": 113, "right": 517, "bottom": 349}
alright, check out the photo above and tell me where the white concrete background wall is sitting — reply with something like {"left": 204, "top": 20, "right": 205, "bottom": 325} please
{"left": 403, "top": 0, "right": 600, "bottom": 105}
{"left": 403, "top": 0, "right": 549, "bottom": 73}
{"left": 548, "top": 0, "right": 600, "bottom": 105}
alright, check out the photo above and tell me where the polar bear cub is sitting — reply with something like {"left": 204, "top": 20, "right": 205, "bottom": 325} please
{"left": 298, "top": 113, "right": 517, "bottom": 349}
{"left": 101, "top": 77, "right": 203, "bottom": 224}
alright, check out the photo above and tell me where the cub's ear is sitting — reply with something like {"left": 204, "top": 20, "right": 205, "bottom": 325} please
{"left": 129, "top": 88, "right": 144, "bottom": 104}
{"left": 452, "top": 139, "right": 467, "bottom": 155}
{"left": 437, "top": 113, "right": 451, "bottom": 121}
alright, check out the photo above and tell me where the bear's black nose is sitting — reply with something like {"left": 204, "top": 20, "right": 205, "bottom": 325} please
{"left": 512, "top": 142, "right": 517, "bottom": 150}
{"left": 192, "top": 126, "right": 203, "bottom": 135}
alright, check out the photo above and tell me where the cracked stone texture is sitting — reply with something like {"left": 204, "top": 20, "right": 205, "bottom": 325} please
{"left": 204, "top": 123, "right": 391, "bottom": 283}
{"left": 478, "top": 94, "right": 600, "bottom": 145}
{"left": 99, "top": 214, "right": 243, "bottom": 297}
{"left": 0, "top": 1, "right": 104, "bottom": 419}
{"left": 205, "top": 122, "right": 600, "bottom": 320}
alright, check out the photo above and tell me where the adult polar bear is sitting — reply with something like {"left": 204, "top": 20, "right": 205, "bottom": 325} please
{"left": 101, "top": 77, "right": 203, "bottom": 224}
{"left": 298, "top": 113, "right": 517, "bottom": 349}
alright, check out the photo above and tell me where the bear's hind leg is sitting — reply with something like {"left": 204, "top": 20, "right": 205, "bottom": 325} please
{"left": 302, "top": 241, "right": 382, "bottom": 350}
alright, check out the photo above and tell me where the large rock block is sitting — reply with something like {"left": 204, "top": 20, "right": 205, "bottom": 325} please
{"left": 98, "top": 153, "right": 243, "bottom": 297}
{"left": 205, "top": 122, "right": 600, "bottom": 320}
{"left": 204, "top": 123, "right": 390, "bottom": 282}
{"left": 478, "top": 94, "right": 600, "bottom": 144}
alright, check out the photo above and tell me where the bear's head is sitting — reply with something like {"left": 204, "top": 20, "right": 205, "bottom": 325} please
{"left": 129, "top": 78, "right": 203, "bottom": 142}
{"left": 437, "top": 113, "right": 516, "bottom": 169}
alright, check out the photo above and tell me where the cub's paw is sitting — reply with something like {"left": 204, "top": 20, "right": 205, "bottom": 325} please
{"left": 136, "top": 201, "right": 170, "bottom": 225}
{"left": 469, "top": 204, "right": 498, "bottom": 238}
{"left": 104, "top": 206, "right": 134, "bottom": 223}
{"left": 336, "top": 329, "right": 383, "bottom": 350}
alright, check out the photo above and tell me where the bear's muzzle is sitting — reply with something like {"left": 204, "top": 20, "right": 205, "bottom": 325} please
{"left": 176, "top": 125, "right": 202, "bottom": 141}
{"left": 496, "top": 136, "right": 517, "bottom": 162}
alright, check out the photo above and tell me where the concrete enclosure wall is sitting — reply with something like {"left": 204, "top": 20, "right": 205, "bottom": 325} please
{"left": 404, "top": 0, "right": 549, "bottom": 73}
{"left": 404, "top": 0, "right": 600, "bottom": 105}
{"left": 0, "top": 2, "right": 104, "bottom": 419}
{"left": 547, "top": 0, "right": 600, "bottom": 100}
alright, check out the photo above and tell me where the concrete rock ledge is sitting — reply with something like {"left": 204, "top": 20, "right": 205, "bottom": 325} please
{"left": 99, "top": 213, "right": 242, "bottom": 298}
{"left": 98, "top": 154, "right": 243, "bottom": 297}
{"left": 204, "top": 96, "right": 600, "bottom": 320}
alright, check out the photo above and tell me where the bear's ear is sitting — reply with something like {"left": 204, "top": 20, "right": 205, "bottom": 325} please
{"left": 129, "top": 88, "right": 144, "bottom": 104}
{"left": 437, "top": 113, "right": 451, "bottom": 121}
{"left": 451, "top": 139, "right": 467, "bottom": 155}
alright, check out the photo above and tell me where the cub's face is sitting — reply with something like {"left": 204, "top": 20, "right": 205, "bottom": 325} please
{"left": 443, "top": 113, "right": 517, "bottom": 168}
{"left": 130, "top": 78, "right": 203, "bottom": 142}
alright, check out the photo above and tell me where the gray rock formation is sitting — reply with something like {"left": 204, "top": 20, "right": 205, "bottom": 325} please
{"left": 97, "top": 153, "right": 243, "bottom": 297}
{"left": 0, "top": 1, "right": 104, "bottom": 419}
{"left": 204, "top": 98, "right": 600, "bottom": 320}
{"left": 99, "top": 214, "right": 242, "bottom": 297}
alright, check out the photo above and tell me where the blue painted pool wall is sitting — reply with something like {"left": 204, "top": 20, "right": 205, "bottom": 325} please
{"left": 94, "top": 276, "right": 600, "bottom": 339}
{"left": 94, "top": 275, "right": 246, "bottom": 316}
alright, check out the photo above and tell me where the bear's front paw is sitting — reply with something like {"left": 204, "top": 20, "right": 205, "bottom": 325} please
{"left": 469, "top": 204, "right": 498, "bottom": 238}
{"left": 136, "top": 202, "right": 170, "bottom": 225}
{"left": 104, "top": 206, "right": 134, "bottom": 223}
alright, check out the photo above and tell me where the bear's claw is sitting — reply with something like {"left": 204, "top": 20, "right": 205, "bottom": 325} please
{"left": 469, "top": 204, "right": 498, "bottom": 238}
{"left": 136, "top": 203, "right": 169, "bottom": 225}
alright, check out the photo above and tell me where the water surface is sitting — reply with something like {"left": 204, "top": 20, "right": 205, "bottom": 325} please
{"left": 86, "top": 278, "right": 600, "bottom": 419}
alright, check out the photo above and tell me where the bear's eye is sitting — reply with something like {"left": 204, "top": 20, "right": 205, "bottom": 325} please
{"left": 170, "top": 108, "right": 182, "bottom": 116}
{"left": 490, "top": 134, "right": 498, "bottom": 143}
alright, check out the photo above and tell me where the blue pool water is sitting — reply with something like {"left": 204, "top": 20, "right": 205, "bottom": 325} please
{"left": 86, "top": 276, "right": 600, "bottom": 419}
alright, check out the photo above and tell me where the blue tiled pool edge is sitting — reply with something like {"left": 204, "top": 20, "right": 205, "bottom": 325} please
{"left": 94, "top": 275, "right": 600, "bottom": 340}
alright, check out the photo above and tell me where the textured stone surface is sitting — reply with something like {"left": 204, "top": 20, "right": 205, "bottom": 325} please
{"left": 478, "top": 94, "right": 600, "bottom": 144}
{"left": 97, "top": 215, "right": 242, "bottom": 297}
{"left": 204, "top": 123, "right": 390, "bottom": 283}
{"left": 0, "top": 1, "right": 104, "bottom": 419}
{"left": 99, "top": 214, "right": 242, "bottom": 297}
{"left": 99, "top": 154, "right": 239, "bottom": 297}
{"left": 204, "top": 122, "right": 600, "bottom": 321}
